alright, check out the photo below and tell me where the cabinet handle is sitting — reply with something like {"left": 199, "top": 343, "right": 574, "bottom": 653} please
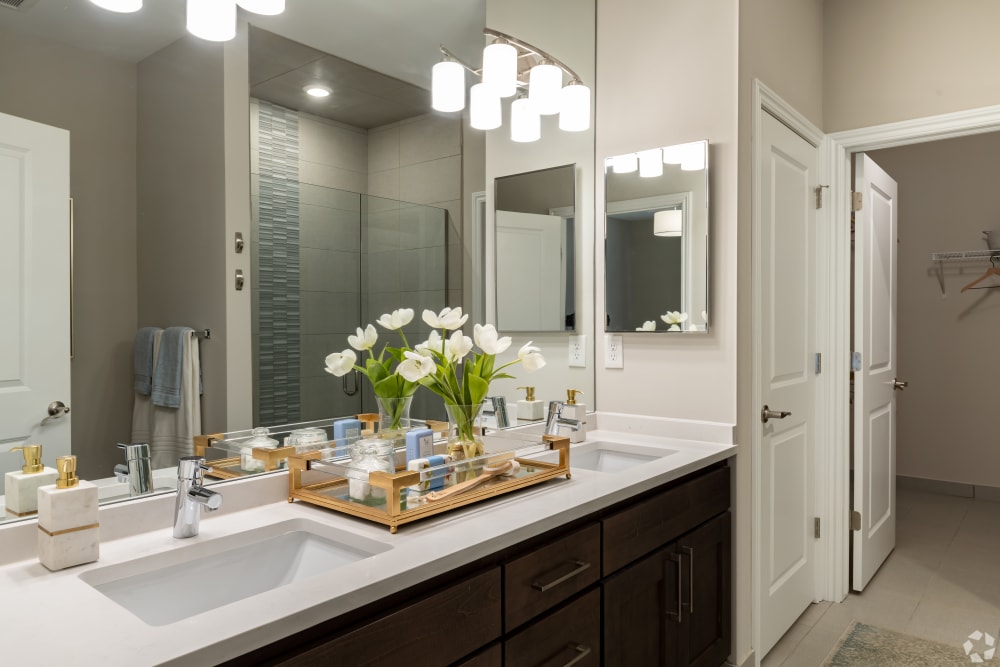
{"left": 541, "top": 644, "right": 591, "bottom": 667}
{"left": 681, "top": 545, "right": 695, "bottom": 614}
{"left": 532, "top": 560, "right": 591, "bottom": 592}
{"left": 667, "top": 552, "right": 683, "bottom": 623}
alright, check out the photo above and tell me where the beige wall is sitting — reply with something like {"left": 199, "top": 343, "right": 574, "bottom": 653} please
{"left": 824, "top": 0, "right": 1000, "bottom": 133}
{"left": 0, "top": 25, "right": 138, "bottom": 481}
{"left": 868, "top": 133, "right": 1000, "bottom": 487}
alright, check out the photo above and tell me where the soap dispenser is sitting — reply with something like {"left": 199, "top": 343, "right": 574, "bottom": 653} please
{"left": 564, "top": 389, "right": 588, "bottom": 443}
{"left": 4, "top": 445, "right": 58, "bottom": 515}
{"left": 37, "top": 455, "right": 99, "bottom": 571}
{"left": 516, "top": 386, "right": 544, "bottom": 421}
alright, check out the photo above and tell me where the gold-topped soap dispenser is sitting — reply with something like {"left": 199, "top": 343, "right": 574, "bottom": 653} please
{"left": 4, "top": 444, "right": 58, "bottom": 516}
{"left": 516, "top": 386, "right": 544, "bottom": 421}
{"left": 564, "top": 389, "right": 587, "bottom": 443}
{"left": 37, "top": 455, "right": 100, "bottom": 570}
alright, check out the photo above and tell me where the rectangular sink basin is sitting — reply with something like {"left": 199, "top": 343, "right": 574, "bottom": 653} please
{"left": 537, "top": 440, "right": 678, "bottom": 473}
{"left": 80, "top": 519, "right": 390, "bottom": 626}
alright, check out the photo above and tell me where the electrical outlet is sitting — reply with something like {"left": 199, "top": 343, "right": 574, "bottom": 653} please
{"left": 568, "top": 334, "right": 586, "bottom": 367}
{"left": 604, "top": 334, "right": 623, "bottom": 368}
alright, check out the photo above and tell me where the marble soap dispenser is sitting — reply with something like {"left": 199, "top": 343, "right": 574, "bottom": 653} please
{"left": 5, "top": 445, "right": 58, "bottom": 516}
{"left": 37, "top": 455, "right": 99, "bottom": 571}
{"left": 516, "top": 386, "right": 544, "bottom": 421}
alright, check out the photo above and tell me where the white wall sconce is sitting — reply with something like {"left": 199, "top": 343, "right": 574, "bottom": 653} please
{"left": 432, "top": 28, "right": 590, "bottom": 142}
{"left": 653, "top": 209, "right": 683, "bottom": 237}
{"left": 91, "top": 0, "right": 284, "bottom": 42}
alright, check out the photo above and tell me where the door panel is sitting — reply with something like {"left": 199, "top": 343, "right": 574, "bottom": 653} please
{"left": 757, "top": 111, "right": 817, "bottom": 657}
{"left": 852, "top": 153, "right": 898, "bottom": 592}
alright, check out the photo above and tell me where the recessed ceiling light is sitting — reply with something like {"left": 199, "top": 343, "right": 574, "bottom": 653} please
{"left": 304, "top": 85, "right": 331, "bottom": 98}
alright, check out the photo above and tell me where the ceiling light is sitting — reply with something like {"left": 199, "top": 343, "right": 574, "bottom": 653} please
{"left": 432, "top": 60, "right": 465, "bottom": 112}
{"left": 611, "top": 154, "right": 638, "bottom": 174}
{"left": 510, "top": 97, "right": 540, "bottom": 143}
{"left": 482, "top": 39, "right": 517, "bottom": 98}
{"left": 187, "top": 0, "right": 236, "bottom": 42}
{"left": 528, "top": 60, "right": 562, "bottom": 115}
{"left": 470, "top": 83, "right": 501, "bottom": 130}
{"left": 236, "top": 0, "right": 284, "bottom": 15}
{"left": 654, "top": 210, "right": 683, "bottom": 237}
{"left": 638, "top": 149, "right": 664, "bottom": 178}
{"left": 559, "top": 81, "right": 590, "bottom": 132}
{"left": 304, "top": 85, "right": 331, "bottom": 98}
{"left": 89, "top": 0, "right": 142, "bottom": 12}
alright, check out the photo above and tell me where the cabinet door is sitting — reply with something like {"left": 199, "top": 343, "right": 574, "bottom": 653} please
{"left": 603, "top": 546, "right": 680, "bottom": 667}
{"left": 678, "top": 513, "right": 731, "bottom": 667}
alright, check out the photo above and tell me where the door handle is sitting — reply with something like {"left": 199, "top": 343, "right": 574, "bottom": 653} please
{"left": 666, "top": 552, "right": 683, "bottom": 623}
{"left": 681, "top": 546, "right": 695, "bottom": 614}
{"left": 343, "top": 369, "right": 359, "bottom": 396}
{"left": 760, "top": 405, "right": 792, "bottom": 424}
{"left": 892, "top": 379, "right": 908, "bottom": 391}
{"left": 41, "top": 401, "right": 71, "bottom": 425}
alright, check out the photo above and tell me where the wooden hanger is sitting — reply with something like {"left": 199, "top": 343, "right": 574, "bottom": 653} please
{"left": 961, "top": 255, "right": 1000, "bottom": 292}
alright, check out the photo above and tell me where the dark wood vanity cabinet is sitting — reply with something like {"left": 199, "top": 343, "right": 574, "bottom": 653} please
{"left": 233, "top": 462, "right": 731, "bottom": 667}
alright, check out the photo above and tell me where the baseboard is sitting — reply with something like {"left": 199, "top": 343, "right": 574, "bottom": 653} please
{"left": 897, "top": 474, "right": 1000, "bottom": 501}
{"left": 731, "top": 650, "right": 755, "bottom": 667}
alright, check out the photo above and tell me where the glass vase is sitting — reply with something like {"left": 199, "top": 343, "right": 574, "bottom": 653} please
{"left": 444, "top": 403, "right": 486, "bottom": 470}
{"left": 376, "top": 395, "right": 413, "bottom": 435}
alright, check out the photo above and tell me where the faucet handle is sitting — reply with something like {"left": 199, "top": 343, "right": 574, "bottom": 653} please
{"left": 117, "top": 442, "right": 151, "bottom": 460}
{"left": 177, "top": 455, "right": 211, "bottom": 481}
{"left": 188, "top": 485, "right": 222, "bottom": 511}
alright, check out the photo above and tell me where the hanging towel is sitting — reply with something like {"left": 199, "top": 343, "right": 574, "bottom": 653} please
{"left": 133, "top": 327, "right": 161, "bottom": 396}
{"left": 152, "top": 326, "right": 193, "bottom": 408}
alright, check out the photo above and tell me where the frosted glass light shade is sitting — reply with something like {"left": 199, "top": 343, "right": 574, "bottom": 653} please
{"left": 558, "top": 83, "right": 590, "bottom": 131}
{"left": 236, "top": 0, "right": 284, "bottom": 15}
{"left": 89, "top": 0, "right": 142, "bottom": 11}
{"left": 432, "top": 61, "right": 465, "bottom": 112}
{"left": 611, "top": 153, "right": 638, "bottom": 174}
{"left": 187, "top": 0, "right": 236, "bottom": 41}
{"left": 510, "top": 98, "right": 540, "bottom": 142}
{"left": 681, "top": 141, "right": 707, "bottom": 171}
{"left": 482, "top": 41, "right": 518, "bottom": 98}
{"left": 528, "top": 62, "right": 562, "bottom": 115}
{"left": 654, "top": 210, "right": 683, "bottom": 237}
{"left": 470, "top": 83, "right": 501, "bottom": 130}
{"left": 662, "top": 144, "right": 684, "bottom": 164}
{"left": 638, "top": 149, "right": 664, "bottom": 178}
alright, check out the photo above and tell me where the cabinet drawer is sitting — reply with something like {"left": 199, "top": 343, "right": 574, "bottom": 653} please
{"left": 505, "top": 522, "right": 600, "bottom": 630}
{"left": 456, "top": 643, "right": 502, "bottom": 667}
{"left": 277, "top": 568, "right": 501, "bottom": 666}
{"left": 603, "top": 465, "right": 729, "bottom": 575}
{"left": 504, "top": 589, "right": 601, "bottom": 667}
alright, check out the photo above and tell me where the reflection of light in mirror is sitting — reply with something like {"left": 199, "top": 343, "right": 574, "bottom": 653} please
{"left": 303, "top": 85, "right": 331, "bottom": 98}
{"left": 90, "top": 0, "right": 142, "bottom": 12}
{"left": 237, "top": 0, "right": 285, "bottom": 15}
{"left": 529, "top": 61, "right": 563, "bottom": 115}
{"left": 611, "top": 153, "right": 638, "bottom": 174}
{"left": 511, "top": 97, "right": 540, "bottom": 142}
{"left": 681, "top": 142, "right": 706, "bottom": 171}
{"left": 432, "top": 60, "right": 466, "bottom": 112}
{"left": 470, "top": 83, "right": 502, "bottom": 130}
{"left": 186, "top": 0, "right": 237, "bottom": 42}
{"left": 653, "top": 210, "right": 682, "bottom": 237}
{"left": 559, "top": 82, "right": 591, "bottom": 131}
{"left": 638, "top": 149, "right": 663, "bottom": 178}
{"left": 662, "top": 144, "right": 685, "bottom": 164}
{"left": 483, "top": 40, "right": 518, "bottom": 98}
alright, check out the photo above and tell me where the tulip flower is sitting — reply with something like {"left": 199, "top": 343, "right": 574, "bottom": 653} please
{"left": 636, "top": 320, "right": 656, "bottom": 331}
{"left": 660, "top": 311, "right": 688, "bottom": 326}
{"left": 445, "top": 330, "right": 474, "bottom": 362}
{"left": 347, "top": 324, "right": 377, "bottom": 351}
{"left": 474, "top": 323, "right": 512, "bottom": 355}
{"left": 398, "top": 350, "right": 436, "bottom": 382}
{"left": 422, "top": 306, "right": 468, "bottom": 330}
{"left": 376, "top": 308, "right": 414, "bottom": 330}
{"left": 517, "top": 341, "right": 546, "bottom": 372}
{"left": 324, "top": 350, "right": 357, "bottom": 377}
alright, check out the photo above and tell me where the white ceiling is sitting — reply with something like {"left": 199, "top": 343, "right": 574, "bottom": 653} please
{"left": 0, "top": 0, "right": 485, "bottom": 89}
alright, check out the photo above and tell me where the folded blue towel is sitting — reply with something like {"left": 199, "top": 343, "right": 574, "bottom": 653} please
{"left": 133, "top": 327, "right": 161, "bottom": 396}
{"left": 152, "top": 327, "right": 193, "bottom": 409}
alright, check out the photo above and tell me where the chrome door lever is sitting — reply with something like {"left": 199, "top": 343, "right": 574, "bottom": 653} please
{"left": 761, "top": 405, "right": 792, "bottom": 424}
{"left": 892, "top": 379, "right": 908, "bottom": 391}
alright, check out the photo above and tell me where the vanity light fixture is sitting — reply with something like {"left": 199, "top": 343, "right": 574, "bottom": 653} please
{"left": 638, "top": 148, "right": 664, "bottom": 178}
{"left": 653, "top": 209, "right": 683, "bottom": 237}
{"left": 432, "top": 28, "right": 590, "bottom": 141}
{"left": 235, "top": 0, "right": 284, "bottom": 15}
{"left": 304, "top": 85, "right": 332, "bottom": 98}
{"left": 89, "top": 0, "right": 142, "bottom": 12}
{"left": 663, "top": 141, "right": 707, "bottom": 171}
{"left": 610, "top": 153, "right": 638, "bottom": 174}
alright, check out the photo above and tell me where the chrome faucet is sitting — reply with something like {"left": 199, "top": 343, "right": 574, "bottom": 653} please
{"left": 545, "top": 401, "right": 581, "bottom": 437}
{"left": 114, "top": 443, "right": 153, "bottom": 497}
{"left": 173, "top": 456, "right": 222, "bottom": 539}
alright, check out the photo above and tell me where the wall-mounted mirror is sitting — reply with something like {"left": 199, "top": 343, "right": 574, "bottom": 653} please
{"left": 494, "top": 164, "right": 576, "bottom": 332}
{"left": 604, "top": 141, "right": 709, "bottom": 333}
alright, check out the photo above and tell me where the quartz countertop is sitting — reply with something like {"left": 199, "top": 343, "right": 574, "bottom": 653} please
{"left": 0, "top": 422, "right": 736, "bottom": 666}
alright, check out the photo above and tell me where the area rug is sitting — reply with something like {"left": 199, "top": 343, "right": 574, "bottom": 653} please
{"left": 823, "top": 621, "right": 979, "bottom": 666}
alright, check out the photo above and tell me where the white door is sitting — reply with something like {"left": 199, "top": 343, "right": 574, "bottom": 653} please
{"left": 0, "top": 112, "right": 71, "bottom": 492}
{"left": 495, "top": 210, "right": 565, "bottom": 330}
{"left": 852, "top": 153, "right": 898, "bottom": 591}
{"left": 757, "top": 111, "right": 818, "bottom": 657}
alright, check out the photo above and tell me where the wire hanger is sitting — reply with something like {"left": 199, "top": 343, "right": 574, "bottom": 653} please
{"left": 960, "top": 255, "right": 1000, "bottom": 292}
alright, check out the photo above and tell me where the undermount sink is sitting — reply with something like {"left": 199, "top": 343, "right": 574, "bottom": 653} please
{"left": 80, "top": 519, "right": 391, "bottom": 626}
{"left": 538, "top": 440, "right": 677, "bottom": 473}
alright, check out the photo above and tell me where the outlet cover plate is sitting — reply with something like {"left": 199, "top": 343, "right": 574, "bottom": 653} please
{"left": 568, "top": 334, "right": 586, "bottom": 367}
{"left": 604, "top": 334, "right": 623, "bottom": 369}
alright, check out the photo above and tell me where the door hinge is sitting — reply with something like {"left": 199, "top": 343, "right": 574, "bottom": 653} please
{"left": 815, "top": 185, "right": 829, "bottom": 209}
{"left": 851, "top": 191, "right": 863, "bottom": 212}
{"left": 814, "top": 517, "right": 821, "bottom": 538}
{"left": 814, "top": 353, "right": 822, "bottom": 374}
{"left": 851, "top": 511, "right": 862, "bottom": 531}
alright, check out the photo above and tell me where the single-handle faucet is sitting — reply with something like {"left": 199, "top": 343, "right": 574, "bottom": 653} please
{"left": 545, "top": 401, "right": 581, "bottom": 437}
{"left": 173, "top": 456, "right": 222, "bottom": 539}
{"left": 114, "top": 443, "right": 153, "bottom": 497}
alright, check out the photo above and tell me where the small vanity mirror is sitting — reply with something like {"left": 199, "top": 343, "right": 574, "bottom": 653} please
{"left": 604, "top": 141, "right": 709, "bottom": 333}
{"left": 494, "top": 164, "right": 576, "bottom": 332}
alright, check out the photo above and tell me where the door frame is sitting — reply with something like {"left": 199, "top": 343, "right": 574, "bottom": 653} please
{"left": 826, "top": 102, "right": 1000, "bottom": 602}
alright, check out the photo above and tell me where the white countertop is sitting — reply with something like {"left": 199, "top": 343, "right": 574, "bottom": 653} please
{"left": 0, "top": 422, "right": 736, "bottom": 666}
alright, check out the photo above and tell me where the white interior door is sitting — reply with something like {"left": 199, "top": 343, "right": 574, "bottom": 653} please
{"left": 495, "top": 210, "right": 564, "bottom": 330}
{"left": 757, "top": 111, "right": 818, "bottom": 657}
{"left": 852, "top": 153, "right": 898, "bottom": 592}
{"left": 0, "top": 112, "right": 71, "bottom": 492}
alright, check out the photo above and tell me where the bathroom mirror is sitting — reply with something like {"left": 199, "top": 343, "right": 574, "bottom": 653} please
{"left": 604, "top": 140, "right": 709, "bottom": 333}
{"left": 494, "top": 164, "right": 577, "bottom": 332}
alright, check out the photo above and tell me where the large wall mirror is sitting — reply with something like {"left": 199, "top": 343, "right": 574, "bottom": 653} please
{"left": 604, "top": 140, "right": 709, "bottom": 333}
{"left": 494, "top": 164, "right": 576, "bottom": 332}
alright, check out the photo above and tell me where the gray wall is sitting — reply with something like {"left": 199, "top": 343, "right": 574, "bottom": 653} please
{"left": 0, "top": 25, "right": 138, "bottom": 481}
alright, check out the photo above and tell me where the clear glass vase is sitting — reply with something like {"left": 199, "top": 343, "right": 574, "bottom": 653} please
{"left": 444, "top": 403, "right": 486, "bottom": 464}
{"left": 376, "top": 395, "right": 413, "bottom": 434}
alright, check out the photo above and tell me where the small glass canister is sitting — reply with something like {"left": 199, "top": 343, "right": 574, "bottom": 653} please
{"left": 346, "top": 437, "right": 395, "bottom": 505}
{"left": 286, "top": 427, "right": 328, "bottom": 454}
{"left": 240, "top": 427, "right": 279, "bottom": 472}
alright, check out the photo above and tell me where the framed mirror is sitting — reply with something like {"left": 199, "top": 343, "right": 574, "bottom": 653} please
{"left": 494, "top": 164, "right": 576, "bottom": 332}
{"left": 604, "top": 141, "right": 709, "bottom": 333}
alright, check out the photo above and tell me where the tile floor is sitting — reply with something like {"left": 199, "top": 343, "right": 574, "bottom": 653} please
{"left": 761, "top": 487, "right": 1000, "bottom": 666}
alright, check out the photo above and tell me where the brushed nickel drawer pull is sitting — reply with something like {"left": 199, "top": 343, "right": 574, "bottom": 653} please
{"left": 541, "top": 643, "right": 591, "bottom": 667}
{"left": 531, "top": 560, "right": 591, "bottom": 592}
{"left": 681, "top": 546, "right": 695, "bottom": 613}
{"left": 668, "top": 552, "right": 683, "bottom": 623}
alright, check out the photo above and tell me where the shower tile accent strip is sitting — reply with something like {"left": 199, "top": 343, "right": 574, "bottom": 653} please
{"left": 257, "top": 101, "right": 301, "bottom": 425}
